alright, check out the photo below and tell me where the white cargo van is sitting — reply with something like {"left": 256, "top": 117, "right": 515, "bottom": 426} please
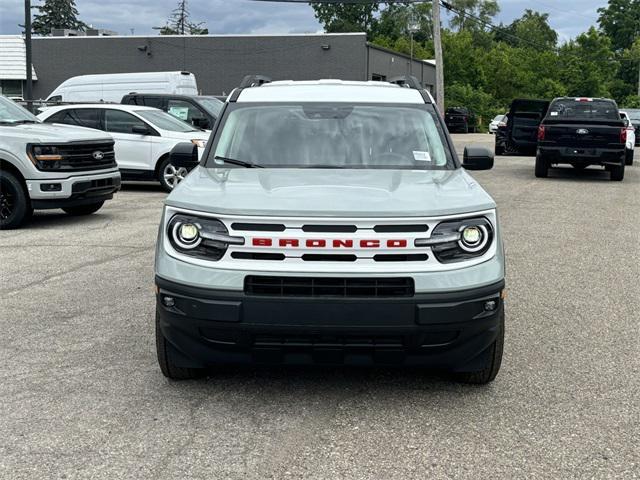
{"left": 45, "top": 71, "right": 198, "bottom": 103}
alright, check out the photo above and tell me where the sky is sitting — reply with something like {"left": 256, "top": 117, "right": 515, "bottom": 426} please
{"left": 0, "top": 0, "right": 606, "bottom": 42}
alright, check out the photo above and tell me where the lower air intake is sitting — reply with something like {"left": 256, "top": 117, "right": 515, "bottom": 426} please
{"left": 244, "top": 276, "right": 414, "bottom": 298}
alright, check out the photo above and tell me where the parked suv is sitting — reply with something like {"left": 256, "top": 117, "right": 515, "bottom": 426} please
{"left": 121, "top": 94, "right": 224, "bottom": 130}
{"left": 154, "top": 77, "right": 506, "bottom": 384}
{"left": 0, "top": 96, "right": 120, "bottom": 229}
{"left": 39, "top": 104, "right": 209, "bottom": 191}
{"left": 536, "top": 97, "right": 626, "bottom": 180}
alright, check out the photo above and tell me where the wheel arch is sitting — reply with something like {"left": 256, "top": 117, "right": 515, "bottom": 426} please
{"left": 0, "top": 158, "right": 29, "bottom": 193}
{"left": 154, "top": 152, "right": 171, "bottom": 176}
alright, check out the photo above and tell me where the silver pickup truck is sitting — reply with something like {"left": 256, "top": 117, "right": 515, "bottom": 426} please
{"left": 0, "top": 96, "right": 120, "bottom": 229}
{"left": 154, "top": 77, "right": 506, "bottom": 384}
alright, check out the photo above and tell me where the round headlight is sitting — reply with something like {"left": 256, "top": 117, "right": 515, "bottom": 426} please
{"left": 172, "top": 222, "right": 202, "bottom": 249}
{"left": 462, "top": 226, "right": 482, "bottom": 246}
{"left": 458, "top": 224, "right": 488, "bottom": 252}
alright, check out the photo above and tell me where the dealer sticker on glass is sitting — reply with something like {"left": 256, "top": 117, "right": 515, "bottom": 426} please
{"left": 413, "top": 151, "right": 432, "bottom": 162}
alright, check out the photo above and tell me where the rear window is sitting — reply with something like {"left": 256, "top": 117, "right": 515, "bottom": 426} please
{"left": 547, "top": 99, "right": 619, "bottom": 120}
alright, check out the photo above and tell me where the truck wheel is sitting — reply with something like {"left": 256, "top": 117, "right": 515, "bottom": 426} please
{"left": 535, "top": 154, "right": 549, "bottom": 178}
{"left": 156, "top": 309, "right": 205, "bottom": 380}
{"left": 158, "top": 156, "right": 187, "bottom": 193}
{"left": 625, "top": 149, "right": 634, "bottom": 166}
{"left": 62, "top": 201, "right": 104, "bottom": 216}
{"left": 494, "top": 143, "right": 504, "bottom": 156}
{"left": 454, "top": 304, "right": 504, "bottom": 385}
{"left": 610, "top": 162, "right": 625, "bottom": 181}
{"left": 463, "top": 125, "right": 469, "bottom": 134}
{"left": 0, "top": 170, "right": 30, "bottom": 229}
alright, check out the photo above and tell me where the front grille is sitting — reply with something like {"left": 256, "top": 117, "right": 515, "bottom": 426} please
{"left": 37, "top": 141, "right": 117, "bottom": 172}
{"left": 245, "top": 276, "right": 414, "bottom": 297}
{"left": 252, "top": 333, "right": 404, "bottom": 348}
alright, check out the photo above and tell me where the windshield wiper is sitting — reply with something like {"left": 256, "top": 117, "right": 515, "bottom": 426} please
{"left": 214, "top": 156, "right": 263, "bottom": 168}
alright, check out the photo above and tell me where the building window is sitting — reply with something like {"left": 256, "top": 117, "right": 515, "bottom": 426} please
{"left": 0, "top": 80, "right": 23, "bottom": 97}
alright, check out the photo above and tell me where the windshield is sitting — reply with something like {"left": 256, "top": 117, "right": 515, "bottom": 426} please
{"left": 135, "top": 110, "right": 196, "bottom": 132}
{"left": 208, "top": 104, "right": 453, "bottom": 169}
{"left": 0, "top": 96, "right": 39, "bottom": 124}
{"left": 493, "top": 115, "right": 505, "bottom": 122}
{"left": 197, "top": 97, "right": 224, "bottom": 117}
{"left": 547, "top": 99, "right": 619, "bottom": 120}
{"left": 626, "top": 110, "right": 640, "bottom": 121}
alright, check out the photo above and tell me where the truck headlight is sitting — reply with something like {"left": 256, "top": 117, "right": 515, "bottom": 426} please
{"left": 167, "top": 214, "right": 244, "bottom": 261}
{"left": 428, "top": 217, "right": 493, "bottom": 263}
{"left": 28, "top": 145, "right": 63, "bottom": 169}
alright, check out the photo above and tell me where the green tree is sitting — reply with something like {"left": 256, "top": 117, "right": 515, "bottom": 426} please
{"left": 311, "top": 3, "right": 379, "bottom": 34}
{"left": 496, "top": 10, "right": 557, "bottom": 50}
{"left": 160, "top": 0, "right": 208, "bottom": 35}
{"left": 376, "top": 2, "right": 433, "bottom": 43}
{"left": 446, "top": 0, "right": 500, "bottom": 32}
{"left": 598, "top": 0, "right": 640, "bottom": 52}
{"left": 31, "top": 0, "right": 87, "bottom": 36}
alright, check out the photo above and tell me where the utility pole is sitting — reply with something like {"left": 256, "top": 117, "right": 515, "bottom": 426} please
{"left": 24, "top": 0, "right": 33, "bottom": 110}
{"left": 432, "top": 0, "right": 444, "bottom": 113}
{"left": 637, "top": 58, "right": 640, "bottom": 97}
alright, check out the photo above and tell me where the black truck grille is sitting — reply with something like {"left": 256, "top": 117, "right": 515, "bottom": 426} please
{"left": 36, "top": 141, "right": 116, "bottom": 172}
{"left": 244, "top": 276, "right": 414, "bottom": 298}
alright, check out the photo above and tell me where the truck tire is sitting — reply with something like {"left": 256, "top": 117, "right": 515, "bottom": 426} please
{"left": 534, "top": 154, "right": 549, "bottom": 178}
{"left": 625, "top": 149, "right": 634, "bottom": 166}
{"left": 0, "top": 170, "right": 31, "bottom": 229}
{"left": 454, "top": 304, "right": 504, "bottom": 384}
{"left": 62, "top": 201, "right": 104, "bottom": 216}
{"left": 156, "top": 309, "right": 205, "bottom": 380}
{"left": 610, "top": 162, "right": 625, "bottom": 181}
{"left": 494, "top": 143, "right": 504, "bottom": 156}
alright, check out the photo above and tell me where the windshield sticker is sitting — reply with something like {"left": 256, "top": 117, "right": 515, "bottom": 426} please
{"left": 413, "top": 151, "right": 432, "bottom": 162}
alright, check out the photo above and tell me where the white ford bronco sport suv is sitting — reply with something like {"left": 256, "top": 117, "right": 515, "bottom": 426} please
{"left": 155, "top": 76, "right": 505, "bottom": 384}
{"left": 0, "top": 96, "right": 120, "bottom": 229}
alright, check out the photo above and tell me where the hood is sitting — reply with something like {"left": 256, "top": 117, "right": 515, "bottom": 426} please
{"left": 166, "top": 168, "right": 496, "bottom": 217}
{"left": 0, "top": 122, "right": 112, "bottom": 143}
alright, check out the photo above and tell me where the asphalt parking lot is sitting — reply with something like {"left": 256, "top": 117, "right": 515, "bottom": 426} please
{"left": 1, "top": 133, "right": 639, "bottom": 479}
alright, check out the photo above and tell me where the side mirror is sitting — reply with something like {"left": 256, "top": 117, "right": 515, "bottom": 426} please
{"left": 192, "top": 117, "right": 210, "bottom": 129}
{"left": 463, "top": 146, "right": 494, "bottom": 170}
{"left": 170, "top": 142, "right": 199, "bottom": 169}
{"left": 131, "top": 125, "right": 151, "bottom": 135}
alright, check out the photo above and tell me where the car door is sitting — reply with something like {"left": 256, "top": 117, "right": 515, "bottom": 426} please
{"left": 103, "top": 109, "right": 153, "bottom": 172}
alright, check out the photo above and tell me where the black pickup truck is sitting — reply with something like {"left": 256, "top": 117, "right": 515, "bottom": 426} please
{"left": 445, "top": 107, "right": 477, "bottom": 133}
{"left": 495, "top": 98, "right": 550, "bottom": 155}
{"left": 535, "top": 97, "right": 627, "bottom": 181}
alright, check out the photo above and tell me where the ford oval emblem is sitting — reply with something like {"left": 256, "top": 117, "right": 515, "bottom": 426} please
{"left": 576, "top": 129, "right": 589, "bottom": 135}
{"left": 92, "top": 151, "right": 105, "bottom": 160}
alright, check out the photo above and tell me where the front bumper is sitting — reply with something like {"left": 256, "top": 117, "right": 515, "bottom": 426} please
{"left": 27, "top": 169, "right": 121, "bottom": 201}
{"left": 156, "top": 275, "right": 505, "bottom": 371}
{"left": 29, "top": 172, "right": 121, "bottom": 209}
{"left": 538, "top": 146, "right": 625, "bottom": 166}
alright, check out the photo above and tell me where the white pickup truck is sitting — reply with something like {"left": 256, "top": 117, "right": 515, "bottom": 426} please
{"left": 0, "top": 96, "right": 121, "bottom": 229}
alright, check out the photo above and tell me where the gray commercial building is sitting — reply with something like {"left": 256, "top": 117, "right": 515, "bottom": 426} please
{"left": 22, "top": 33, "right": 435, "bottom": 99}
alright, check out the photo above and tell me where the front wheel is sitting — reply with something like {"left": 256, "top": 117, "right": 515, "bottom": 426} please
{"left": 495, "top": 143, "right": 504, "bottom": 156}
{"left": 158, "top": 156, "right": 188, "bottom": 192}
{"left": 454, "top": 304, "right": 504, "bottom": 384}
{"left": 62, "top": 201, "right": 104, "bottom": 216}
{"left": 0, "top": 170, "right": 31, "bottom": 229}
{"left": 156, "top": 309, "right": 205, "bottom": 380}
{"left": 535, "top": 154, "right": 549, "bottom": 178}
{"left": 610, "top": 162, "right": 625, "bottom": 181}
{"left": 625, "top": 149, "right": 634, "bottom": 166}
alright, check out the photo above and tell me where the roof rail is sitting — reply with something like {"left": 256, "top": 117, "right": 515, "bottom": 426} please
{"left": 388, "top": 75, "right": 423, "bottom": 90}
{"left": 388, "top": 75, "right": 432, "bottom": 103}
{"left": 239, "top": 74, "right": 272, "bottom": 89}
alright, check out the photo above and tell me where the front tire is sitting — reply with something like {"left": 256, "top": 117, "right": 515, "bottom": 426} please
{"left": 625, "top": 149, "right": 634, "bottom": 166}
{"left": 454, "top": 305, "right": 504, "bottom": 384}
{"left": 156, "top": 309, "right": 205, "bottom": 380}
{"left": 0, "top": 170, "right": 30, "bottom": 229}
{"left": 535, "top": 153, "right": 549, "bottom": 178}
{"left": 62, "top": 201, "right": 104, "bottom": 216}
{"left": 610, "top": 162, "right": 625, "bottom": 181}
{"left": 158, "top": 156, "right": 187, "bottom": 193}
{"left": 495, "top": 143, "right": 504, "bottom": 156}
